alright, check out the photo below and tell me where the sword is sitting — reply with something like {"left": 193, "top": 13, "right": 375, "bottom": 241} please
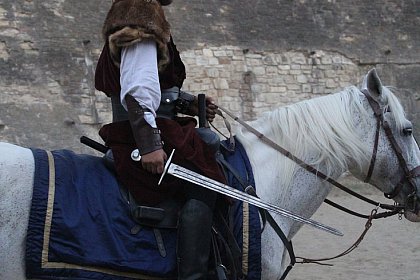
{"left": 159, "top": 150, "right": 343, "bottom": 236}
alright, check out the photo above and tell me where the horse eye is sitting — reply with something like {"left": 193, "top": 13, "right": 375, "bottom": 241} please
{"left": 403, "top": 127, "right": 413, "bottom": 136}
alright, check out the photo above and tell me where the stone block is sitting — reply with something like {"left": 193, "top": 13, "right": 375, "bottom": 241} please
{"left": 297, "top": 74, "right": 308, "bottom": 83}
{"left": 202, "top": 48, "right": 213, "bottom": 57}
{"left": 278, "top": 65, "right": 291, "bottom": 70}
{"left": 252, "top": 67, "right": 266, "bottom": 75}
{"left": 218, "top": 57, "right": 231, "bottom": 64}
{"left": 325, "top": 79, "right": 337, "bottom": 88}
{"left": 196, "top": 57, "right": 209, "bottom": 66}
{"left": 321, "top": 56, "right": 333, "bottom": 65}
{"left": 291, "top": 53, "right": 307, "bottom": 65}
{"left": 214, "top": 50, "right": 227, "bottom": 57}
{"left": 213, "top": 79, "right": 229, "bottom": 90}
{"left": 302, "top": 84, "right": 312, "bottom": 93}
{"left": 208, "top": 57, "right": 219, "bottom": 65}
{"left": 206, "top": 68, "right": 219, "bottom": 78}
{"left": 312, "top": 85, "right": 326, "bottom": 94}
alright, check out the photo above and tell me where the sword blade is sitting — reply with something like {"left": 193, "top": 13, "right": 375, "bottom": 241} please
{"left": 163, "top": 162, "right": 343, "bottom": 236}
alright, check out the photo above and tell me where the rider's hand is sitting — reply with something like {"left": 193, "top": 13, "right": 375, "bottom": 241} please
{"left": 141, "top": 149, "right": 167, "bottom": 174}
{"left": 189, "top": 96, "right": 218, "bottom": 122}
{"left": 205, "top": 97, "right": 218, "bottom": 122}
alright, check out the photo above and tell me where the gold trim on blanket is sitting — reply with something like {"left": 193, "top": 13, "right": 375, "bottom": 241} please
{"left": 242, "top": 202, "right": 250, "bottom": 276}
{"left": 39, "top": 150, "right": 170, "bottom": 280}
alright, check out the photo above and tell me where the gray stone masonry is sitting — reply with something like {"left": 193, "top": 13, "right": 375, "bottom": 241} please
{"left": 0, "top": 0, "right": 418, "bottom": 152}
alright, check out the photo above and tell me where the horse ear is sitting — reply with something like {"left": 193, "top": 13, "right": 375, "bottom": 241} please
{"left": 361, "top": 68, "right": 385, "bottom": 101}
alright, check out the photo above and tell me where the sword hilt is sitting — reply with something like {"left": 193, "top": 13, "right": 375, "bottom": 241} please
{"left": 80, "top": 136, "right": 108, "bottom": 154}
{"left": 198, "top": 93, "right": 207, "bottom": 128}
{"left": 158, "top": 149, "right": 176, "bottom": 185}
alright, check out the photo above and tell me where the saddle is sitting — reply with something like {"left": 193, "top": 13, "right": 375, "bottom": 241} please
{"left": 97, "top": 133, "right": 243, "bottom": 280}
{"left": 103, "top": 149, "right": 181, "bottom": 229}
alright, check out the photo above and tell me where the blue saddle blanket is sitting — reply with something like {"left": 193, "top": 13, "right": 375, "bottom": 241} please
{"left": 26, "top": 145, "right": 261, "bottom": 280}
{"left": 26, "top": 149, "right": 177, "bottom": 280}
{"left": 221, "top": 139, "right": 261, "bottom": 279}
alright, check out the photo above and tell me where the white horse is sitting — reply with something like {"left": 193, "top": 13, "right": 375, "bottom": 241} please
{"left": 1, "top": 69, "right": 419, "bottom": 279}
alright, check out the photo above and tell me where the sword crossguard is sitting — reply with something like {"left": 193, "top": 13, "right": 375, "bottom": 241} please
{"left": 158, "top": 149, "right": 176, "bottom": 186}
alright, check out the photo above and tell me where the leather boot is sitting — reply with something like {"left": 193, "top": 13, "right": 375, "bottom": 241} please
{"left": 177, "top": 199, "right": 213, "bottom": 280}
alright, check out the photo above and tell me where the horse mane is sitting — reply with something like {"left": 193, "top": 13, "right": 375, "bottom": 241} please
{"left": 235, "top": 85, "right": 407, "bottom": 193}
{"left": 381, "top": 86, "right": 408, "bottom": 131}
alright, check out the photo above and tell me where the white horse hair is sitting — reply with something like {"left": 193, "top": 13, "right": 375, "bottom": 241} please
{"left": 1, "top": 69, "right": 419, "bottom": 279}
{"left": 0, "top": 143, "right": 34, "bottom": 279}
{"left": 237, "top": 85, "right": 408, "bottom": 198}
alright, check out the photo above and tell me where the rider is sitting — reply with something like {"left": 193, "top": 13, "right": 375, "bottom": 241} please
{"left": 95, "top": 0, "right": 226, "bottom": 279}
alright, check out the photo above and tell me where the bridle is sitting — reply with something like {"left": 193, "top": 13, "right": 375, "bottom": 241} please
{"left": 361, "top": 89, "right": 420, "bottom": 213}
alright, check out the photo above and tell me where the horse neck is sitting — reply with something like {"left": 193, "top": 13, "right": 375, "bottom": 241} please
{"left": 240, "top": 89, "right": 370, "bottom": 198}
{"left": 236, "top": 89, "right": 378, "bottom": 237}
{"left": 236, "top": 123, "right": 342, "bottom": 241}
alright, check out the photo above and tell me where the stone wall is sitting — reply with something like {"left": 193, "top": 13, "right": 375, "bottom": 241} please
{"left": 0, "top": 0, "right": 418, "bottom": 152}
{"left": 179, "top": 47, "right": 360, "bottom": 133}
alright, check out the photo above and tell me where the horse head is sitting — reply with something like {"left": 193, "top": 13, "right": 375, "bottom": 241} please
{"left": 356, "top": 68, "right": 420, "bottom": 221}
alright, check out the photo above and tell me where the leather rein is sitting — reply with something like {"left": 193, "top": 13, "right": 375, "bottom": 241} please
{"left": 217, "top": 94, "right": 416, "bottom": 217}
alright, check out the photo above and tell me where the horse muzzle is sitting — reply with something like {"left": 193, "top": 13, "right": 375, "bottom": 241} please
{"left": 403, "top": 170, "right": 420, "bottom": 222}
{"left": 387, "top": 166, "right": 420, "bottom": 222}
{"left": 404, "top": 210, "right": 420, "bottom": 222}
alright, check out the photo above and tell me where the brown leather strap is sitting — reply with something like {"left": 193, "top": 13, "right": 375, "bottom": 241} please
{"left": 386, "top": 166, "right": 420, "bottom": 198}
{"left": 411, "top": 166, "right": 420, "bottom": 178}
{"left": 364, "top": 117, "right": 381, "bottom": 183}
{"left": 297, "top": 208, "right": 377, "bottom": 265}
{"left": 382, "top": 120, "right": 413, "bottom": 177}
{"left": 217, "top": 105, "right": 399, "bottom": 211}
{"left": 360, "top": 89, "right": 383, "bottom": 184}
{"left": 361, "top": 90, "right": 418, "bottom": 200}
{"left": 126, "top": 95, "right": 163, "bottom": 155}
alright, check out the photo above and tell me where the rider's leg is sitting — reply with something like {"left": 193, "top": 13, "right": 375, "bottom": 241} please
{"left": 177, "top": 185, "right": 217, "bottom": 280}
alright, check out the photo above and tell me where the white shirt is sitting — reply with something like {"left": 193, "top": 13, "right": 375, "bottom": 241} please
{"left": 120, "top": 39, "right": 161, "bottom": 128}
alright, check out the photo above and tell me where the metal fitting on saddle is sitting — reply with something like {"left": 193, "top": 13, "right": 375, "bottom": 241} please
{"left": 157, "top": 87, "right": 195, "bottom": 119}
{"left": 126, "top": 95, "right": 163, "bottom": 155}
{"left": 175, "top": 90, "right": 195, "bottom": 115}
